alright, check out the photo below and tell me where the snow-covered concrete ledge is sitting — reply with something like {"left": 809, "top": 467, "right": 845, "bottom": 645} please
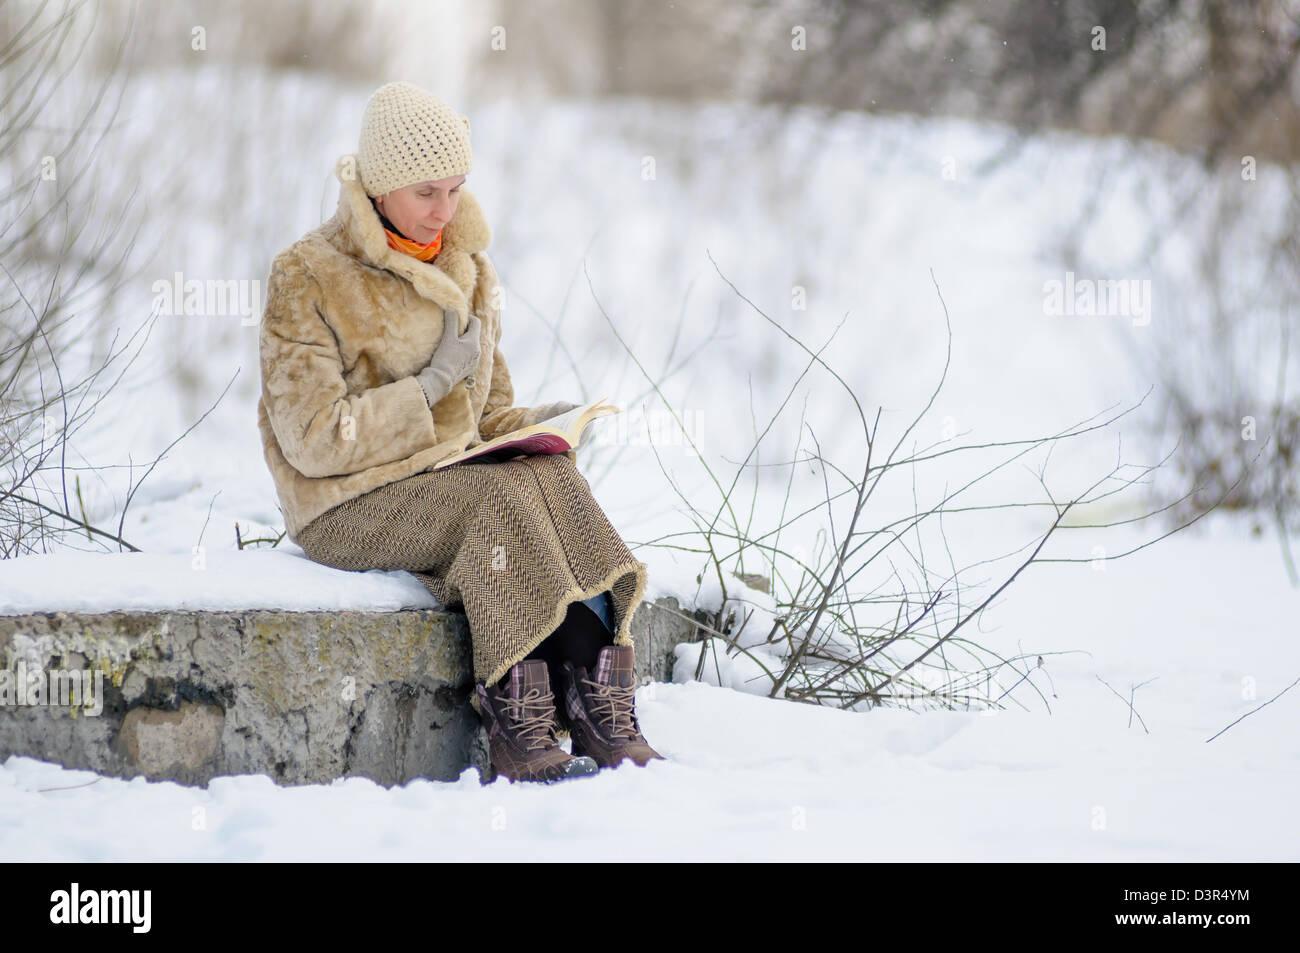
{"left": 0, "top": 551, "right": 702, "bottom": 787}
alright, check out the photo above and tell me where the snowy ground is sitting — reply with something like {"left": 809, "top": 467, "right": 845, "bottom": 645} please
{"left": 2, "top": 517, "right": 1297, "bottom": 861}
{"left": 2, "top": 70, "right": 1298, "bottom": 860}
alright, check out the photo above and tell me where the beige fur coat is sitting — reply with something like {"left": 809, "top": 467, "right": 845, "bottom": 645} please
{"left": 257, "top": 154, "right": 570, "bottom": 543}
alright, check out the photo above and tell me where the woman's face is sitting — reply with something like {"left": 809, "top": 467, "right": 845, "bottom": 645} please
{"left": 374, "top": 173, "right": 466, "bottom": 242}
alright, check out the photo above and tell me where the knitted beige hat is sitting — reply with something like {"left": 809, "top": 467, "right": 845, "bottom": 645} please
{"left": 356, "top": 81, "right": 473, "bottom": 198}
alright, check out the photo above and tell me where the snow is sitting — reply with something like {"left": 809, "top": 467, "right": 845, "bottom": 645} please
{"left": 0, "top": 548, "right": 437, "bottom": 615}
{"left": 3, "top": 520, "right": 1296, "bottom": 860}
{"left": 2, "top": 66, "right": 1297, "bottom": 860}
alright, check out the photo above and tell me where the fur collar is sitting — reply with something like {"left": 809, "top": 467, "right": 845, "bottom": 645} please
{"left": 331, "top": 153, "right": 492, "bottom": 333}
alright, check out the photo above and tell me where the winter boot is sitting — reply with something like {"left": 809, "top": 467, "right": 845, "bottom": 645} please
{"left": 476, "top": 659, "right": 599, "bottom": 783}
{"left": 526, "top": 598, "right": 615, "bottom": 738}
{"left": 560, "top": 644, "right": 665, "bottom": 769}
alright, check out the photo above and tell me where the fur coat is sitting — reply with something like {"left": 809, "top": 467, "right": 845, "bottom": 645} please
{"left": 257, "top": 153, "right": 569, "bottom": 543}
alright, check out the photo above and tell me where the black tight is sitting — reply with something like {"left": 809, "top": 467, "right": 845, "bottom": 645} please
{"left": 510, "top": 599, "right": 613, "bottom": 689}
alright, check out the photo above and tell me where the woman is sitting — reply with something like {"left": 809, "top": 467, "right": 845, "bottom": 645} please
{"left": 256, "top": 81, "right": 663, "bottom": 784}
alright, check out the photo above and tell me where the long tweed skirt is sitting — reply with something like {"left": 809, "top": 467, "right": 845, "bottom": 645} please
{"left": 294, "top": 453, "right": 649, "bottom": 695}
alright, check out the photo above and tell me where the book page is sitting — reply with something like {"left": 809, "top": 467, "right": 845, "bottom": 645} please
{"left": 541, "top": 399, "right": 606, "bottom": 436}
{"left": 429, "top": 399, "right": 620, "bottom": 471}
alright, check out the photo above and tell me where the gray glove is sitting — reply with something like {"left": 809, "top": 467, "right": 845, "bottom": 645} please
{"left": 533, "top": 400, "right": 579, "bottom": 424}
{"left": 417, "top": 308, "right": 481, "bottom": 407}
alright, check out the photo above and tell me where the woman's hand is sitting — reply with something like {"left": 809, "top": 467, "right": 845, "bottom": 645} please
{"left": 533, "top": 400, "right": 579, "bottom": 424}
{"left": 416, "top": 309, "right": 481, "bottom": 406}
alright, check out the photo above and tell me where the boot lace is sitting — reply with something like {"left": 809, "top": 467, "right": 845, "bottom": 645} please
{"left": 500, "top": 688, "right": 557, "bottom": 752}
{"left": 580, "top": 678, "right": 640, "bottom": 741}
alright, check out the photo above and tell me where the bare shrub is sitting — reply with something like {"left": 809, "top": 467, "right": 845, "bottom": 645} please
{"left": 0, "top": 0, "right": 224, "bottom": 555}
{"left": 588, "top": 263, "right": 1230, "bottom": 712}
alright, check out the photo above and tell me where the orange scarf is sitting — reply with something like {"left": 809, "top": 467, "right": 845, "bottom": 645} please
{"left": 384, "top": 223, "right": 443, "bottom": 261}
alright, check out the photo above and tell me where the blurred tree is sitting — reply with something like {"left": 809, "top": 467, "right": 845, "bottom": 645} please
{"left": 482, "top": 0, "right": 1299, "bottom": 161}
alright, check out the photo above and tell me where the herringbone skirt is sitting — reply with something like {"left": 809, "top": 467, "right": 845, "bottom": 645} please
{"left": 295, "top": 452, "right": 648, "bottom": 692}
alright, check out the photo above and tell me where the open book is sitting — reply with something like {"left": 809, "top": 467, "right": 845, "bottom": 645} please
{"left": 428, "top": 397, "right": 621, "bottom": 470}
